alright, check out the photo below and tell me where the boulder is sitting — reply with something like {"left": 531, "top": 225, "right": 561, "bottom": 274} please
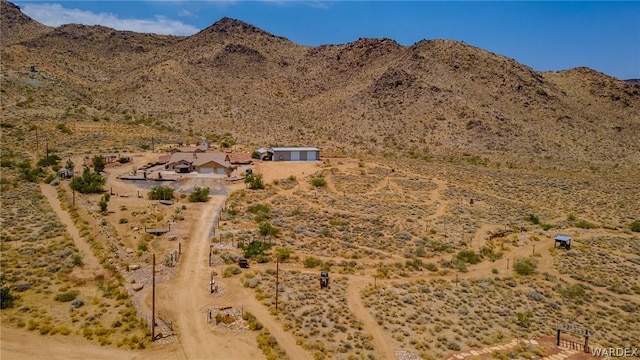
{"left": 132, "top": 283, "right": 144, "bottom": 291}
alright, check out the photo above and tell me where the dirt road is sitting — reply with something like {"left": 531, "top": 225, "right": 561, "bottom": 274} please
{"left": 346, "top": 276, "right": 397, "bottom": 360}
{"left": 39, "top": 183, "right": 102, "bottom": 273}
{"left": 155, "top": 194, "right": 311, "bottom": 360}
{"left": 155, "top": 196, "right": 261, "bottom": 360}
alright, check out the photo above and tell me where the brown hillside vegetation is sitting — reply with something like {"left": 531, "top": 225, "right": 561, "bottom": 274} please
{"left": 1, "top": 0, "right": 639, "bottom": 164}
{"left": 1, "top": 1, "right": 639, "bottom": 360}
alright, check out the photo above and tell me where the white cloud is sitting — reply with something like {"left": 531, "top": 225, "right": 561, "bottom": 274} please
{"left": 178, "top": 9, "right": 193, "bottom": 17}
{"left": 20, "top": 3, "right": 200, "bottom": 36}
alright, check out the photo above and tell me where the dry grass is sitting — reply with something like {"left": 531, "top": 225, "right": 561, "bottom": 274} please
{"left": 0, "top": 165, "right": 150, "bottom": 348}
{"left": 244, "top": 269, "right": 376, "bottom": 360}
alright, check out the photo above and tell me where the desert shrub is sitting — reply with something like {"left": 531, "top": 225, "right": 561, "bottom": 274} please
{"left": 223, "top": 266, "right": 242, "bottom": 277}
{"left": 303, "top": 256, "right": 322, "bottom": 268}
{"left": 37, "top": 154, "right": 61, "bottom": 167}
{"left": 244, "top": 276, "right": 261, "bottom": 288}
{"left": 310, "top": 177, "right": 327, "bottom": 187}
{"left": 248, "top": 203, "right": 270, "bottom": 214}
{"left": 71, "top": 254, "right": 83, "bottom": 266}
{"left": 276, "top": 248, "right": 291, "bottom": 262}
{"left": 17, "top": 160, "right": 43, "bottom": 182}
{"left": 55, "top": 290, "right": 79, "bottom": 302}
{"left": 99, "top": 197, "right": 108, "bottom": 212}
{"left": 0, "top": 286, "right": 17, "bottom": 308}
{"left": 559, "top": 283, "right": 586, "bottom": 302}
{"left": 242, "top": 311, "right": 263, "bottom": 331}
{"left": 119, "top": 218, "right": 129, "bottom": 224}
{"left": 92, "top": 155, "right": 106, "bottom": 173}
{"left": 189, "top": 187, "right": 210, "bottom": 202}
{"left": 516, "top": 311, "right": 534, "bottom": 328}
{"left": 541, "top": 223, "right": 554, "bottom": 231}
{"left": 243, "top": 241, "right": 272, "bottom": 258}
{"left": 258, "top": 222, "right": 280, "bottom": 237}
{"left": 575, "top": 220, "right": 597, "bottom": 229}
{"left": 424, "top": 262, "right": 438, "bottom": 272}
{"left": 137, "top": 242, "right": 148, "bottom": 252}
{"left": 245, "top": 174, "right": 265, "bottom": 190}
{"left": 70, "top": 167, "right": 105, "bottom": 193}
{"left": 249, "top": 203, "right": 271, "bottom": 222}
{"left": 148, "top": 185, "right": 174, "bottom": 200}
{"left": 513, "top": 257, "right": 537, "bottom": 275}
{"left": 455, "top": 250, "right": 481, "bottom": 264}
{"left": 429, "top": 240, "right": 452, "bottom": 252}
{"left": 630, "top": 220, "right": 640, "bottom": 232}
{"left": 526, "top": 214, "right": 540, "bottom": 225}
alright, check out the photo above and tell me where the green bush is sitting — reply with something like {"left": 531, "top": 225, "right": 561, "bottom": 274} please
{"left": 303, "top": 256, "right": 322, "bottom": 268}
{"left": 575, "top": 220, "right": 597, "bottom": 229}
{"left": 248, "top": 203, "right": 270, "bottom": 214}
{"left": 243, "top": 241, "right": 272, "bottom": 259}
{"left": 455, "top": 249, "right": 481, "bottom": 264}
{"left": 526, "top": 213, "right": 540, "bottom": 225}
{"left": 629, "top": 220, "right": 640, "bottom": 232}
{"left": 18, "top": 160, "right": 43, "bottom": 182}
{"left": 189, "top": 187, "right": 210, "bottom": 202}
{"left": 248, "top": 203, "right": 270, "bottom": 222}
{"left": 513, "top": 257, "right": 537, "bottom": 276}
{"left": 0, "top": 286, "right": 17, "bottom": 308}
{"left": 37, "top": 154, "right": 61, "bottom": 167}
{"left": 245, "top": 174, "right": 265, "bottom": 190}
{"left": 223, "top": 266, "right": 242, "bottom": 277}
{"left": 310, "top": 177, "right": 327, "bottom": 187}
{"left": 276, "top": 248, "right": 291, "bottom": 262}
{"left": 99, "top": 198, "right": 108, "bottom": 212}
{"left": 258, "top": 222, "right": 280, "bottom": 237}
{"left": 55, "top": 290, "right": 79, "bottom": 302}
{"left": 92, "top": 155, "right": 106, "bottom": 173}
{"left": 148, "top": 185, "right": 174, "bottom": 200}
{"left": 70, "top": 167, "right": 105, "bottom": 193}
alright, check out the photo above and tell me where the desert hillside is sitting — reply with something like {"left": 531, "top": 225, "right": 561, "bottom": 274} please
{"left": 1, "top": 2, "right": 639, "bottom": 360}
{"left": 1, "top": 0, "right": 638, "bottom": 165}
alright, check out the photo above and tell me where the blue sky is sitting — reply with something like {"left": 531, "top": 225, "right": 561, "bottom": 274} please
{"left": 15, "top": 1, "right": 640, "bottom": 80}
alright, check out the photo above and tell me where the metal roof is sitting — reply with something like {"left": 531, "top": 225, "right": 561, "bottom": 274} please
{"left": 554, "top": 235, "right": 572, "bottom": 242}
{"left": 269, "top": 147, "right": 319, "bottom": 152}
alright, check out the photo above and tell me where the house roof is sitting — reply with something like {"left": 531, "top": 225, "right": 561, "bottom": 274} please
{"left": 227, "top": 153, "right": 253, "bottom": 164}
{"left": 269, "top": 147, "right": 319, "bottom": 152}
{"left": 554, "top": 235, "right": 572, "bottom": 242}
{"left": 158, "top": 154, "right": 171, "bottom": 164}
{"left": 167, "top": 152, "right": 232, "bottom": 169}
{"left": 173, "top": 145, "right": 208, "bottom": 153}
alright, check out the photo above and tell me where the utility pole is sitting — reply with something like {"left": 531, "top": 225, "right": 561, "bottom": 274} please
{"left": 275, "top": 257, "right": 279, "bottom": 311}
{"left": 35, "top": 126, "right": 39, "bottom": 156}
{"left": 151, "top": 254, "right": 156, "bottom": 341}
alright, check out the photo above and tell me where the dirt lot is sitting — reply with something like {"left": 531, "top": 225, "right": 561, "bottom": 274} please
{"left": 2, "top": 153, "right": 638, "bottom": 360}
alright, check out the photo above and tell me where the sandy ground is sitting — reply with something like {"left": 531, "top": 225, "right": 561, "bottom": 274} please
{"left": 1, "top": 155, "right": 604, "bottom": 360}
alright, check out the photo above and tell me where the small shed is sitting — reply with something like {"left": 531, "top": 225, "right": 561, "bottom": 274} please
{"left": 268, "top": 147, "right": 320, "bottom": 161}
{"left": 554, "top": 235, "right": 572, "bottom": 249}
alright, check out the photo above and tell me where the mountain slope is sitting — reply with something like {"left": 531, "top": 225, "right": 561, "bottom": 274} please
{"left": 1, "top": 1, "right": 638, "bottom": 164}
